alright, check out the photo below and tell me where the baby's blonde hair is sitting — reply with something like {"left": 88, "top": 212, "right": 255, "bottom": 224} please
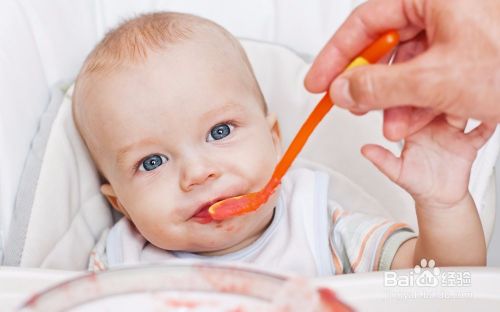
{"left": 81, "top": 13, "right": 234, "bottom": 73}
{"left": 74, "top": 12, "right": 265, "bottom": 110}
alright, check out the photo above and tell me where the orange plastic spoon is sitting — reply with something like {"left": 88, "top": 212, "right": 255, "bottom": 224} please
{"left": 209, "top": 31, "right": 400, "bottom": 221}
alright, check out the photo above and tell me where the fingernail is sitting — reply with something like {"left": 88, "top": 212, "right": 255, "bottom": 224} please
{"left": 331, "top": 78, "right": 354, "bottom": 108}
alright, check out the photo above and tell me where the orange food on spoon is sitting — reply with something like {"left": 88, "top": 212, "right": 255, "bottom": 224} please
{"left": 209, "top": 31, "right": 400, "bottom": 221}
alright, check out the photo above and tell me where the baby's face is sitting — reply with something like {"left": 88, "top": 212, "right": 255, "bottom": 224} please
{"left": 81, "top": 38, "right": 281, "bottom": 254}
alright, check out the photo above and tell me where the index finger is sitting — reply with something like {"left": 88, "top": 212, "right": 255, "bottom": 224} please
{"left": 304, "top": 0, "right": 423, "bottom": 93}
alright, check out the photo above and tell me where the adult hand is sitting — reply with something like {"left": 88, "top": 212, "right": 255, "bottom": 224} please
{"left": 305, "top": 0, "right": 500, "bottom": 141}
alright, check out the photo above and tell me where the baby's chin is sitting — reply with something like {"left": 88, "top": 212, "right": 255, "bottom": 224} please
{"left": 149, "top": 235, "right": 247, "bottom": 256}
{"left": 149, "top": 213, "right": 273, "bottom": 255}
{"left": 195, "top": 202, "right": 277, "bottom": 255}
{"left": 144, "top": 190, "right": 279, "bottom": 255}
{"left": 186, "top": 232, "right": 261, "bottom": 256}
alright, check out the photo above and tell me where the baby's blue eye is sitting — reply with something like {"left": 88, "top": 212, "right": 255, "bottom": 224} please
{"left": 207, "top": 123, "right": 234, "bottom": 142}
{"left": 139, "top": 154, "right": 168, "bottom": 172}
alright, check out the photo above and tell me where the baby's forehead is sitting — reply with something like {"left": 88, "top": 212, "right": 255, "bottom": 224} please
{"left": 75, "top": 61, "right": 260, "bottom": 137}
{"left": 78, "top": 36, "right": 260, "bottom": 110}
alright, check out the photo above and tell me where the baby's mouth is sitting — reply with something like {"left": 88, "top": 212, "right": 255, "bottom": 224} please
{"left": 191, "top": 196, "right": 232, "bottom": 224}
{"left": 191, "top": 205, "right": 213, "bottom": 224}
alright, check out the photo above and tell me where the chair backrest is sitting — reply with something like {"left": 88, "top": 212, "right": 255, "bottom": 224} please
{"left": 1, "top": 1, "right": 498, "bottom": 269}
{"left": 0, "top": 0, "right": 357, "bottom": 259}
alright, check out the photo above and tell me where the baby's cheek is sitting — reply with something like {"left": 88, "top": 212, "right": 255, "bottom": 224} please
{"left": 251, "top": 148, "right": 278, "bottom": 178}
{"left": 129, "top": 203, "right": 176, "bottom": 245}
{"left": 145, "top": 221, "right": 185, "bottom": 250}
{"left": 266, "top": 143, "right": 281, "bottom": 171}
{"left": 224, "top": 224, "right": 236, "bottom": 232}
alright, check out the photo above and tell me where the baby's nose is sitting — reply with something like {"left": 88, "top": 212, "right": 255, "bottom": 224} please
{"left": 179, "top": 156, "right": 220, "bottom": 191}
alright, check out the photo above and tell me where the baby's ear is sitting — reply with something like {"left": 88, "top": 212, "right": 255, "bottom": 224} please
{"left": 266, "top": 112, "right": 282, "bottom": 157}
{"left": 100, "top": 184, "right": 130, "bottom": 219}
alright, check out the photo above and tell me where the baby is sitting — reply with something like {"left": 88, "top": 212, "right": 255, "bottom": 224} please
{"left": 73, "top": 12, "right": 494, "bottom": 275}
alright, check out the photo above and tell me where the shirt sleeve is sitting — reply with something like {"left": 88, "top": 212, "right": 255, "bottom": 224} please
{"left": 328, "top": 201, "right": 416, "bottom": 274}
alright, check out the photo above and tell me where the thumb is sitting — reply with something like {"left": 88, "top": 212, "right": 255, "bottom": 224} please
{"left": 384, "top": 107, "right": 439, "bottom": 141}
{"left": 330, "top": 55, "right": 440, "bottom": 112}
{"left": 383, "top": 107, "right": 412, "bottom": 141}
{"left": 361, "top": 144, "right": 402, "bottom": 183}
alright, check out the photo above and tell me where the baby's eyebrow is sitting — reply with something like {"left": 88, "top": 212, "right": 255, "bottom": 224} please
{"left": 202, "top": 103, "right": 246, "bottom": 120}
{"left": 116, "top": 138, "right": 159, "bottom": 168}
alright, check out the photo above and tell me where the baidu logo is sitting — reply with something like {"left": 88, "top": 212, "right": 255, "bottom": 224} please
{"left": 384, "top": 258, "right": 441, "bottom": 287}
{"left": 384, "top": 259, "right": 473, "bottom": 300}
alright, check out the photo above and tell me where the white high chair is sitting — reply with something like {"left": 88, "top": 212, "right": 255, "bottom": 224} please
{"left": 1, "top": 0, "right": 498, "bottom": 270}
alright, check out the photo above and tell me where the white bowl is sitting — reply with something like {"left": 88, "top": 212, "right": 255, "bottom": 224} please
{"left": 19, "top": 261, "right": 352, "bottom": 312}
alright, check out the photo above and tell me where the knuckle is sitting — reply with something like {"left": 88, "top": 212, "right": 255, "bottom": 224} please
{"left": 349, "top": 69, "right": 380, "bottom": 106}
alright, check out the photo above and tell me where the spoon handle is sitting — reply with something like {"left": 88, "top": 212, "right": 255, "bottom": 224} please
{"left": 270, "top": 30, "right": 400, "bottom": 184}
{"left": 272, "top": 94, "right": 333, "bottom": 181}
